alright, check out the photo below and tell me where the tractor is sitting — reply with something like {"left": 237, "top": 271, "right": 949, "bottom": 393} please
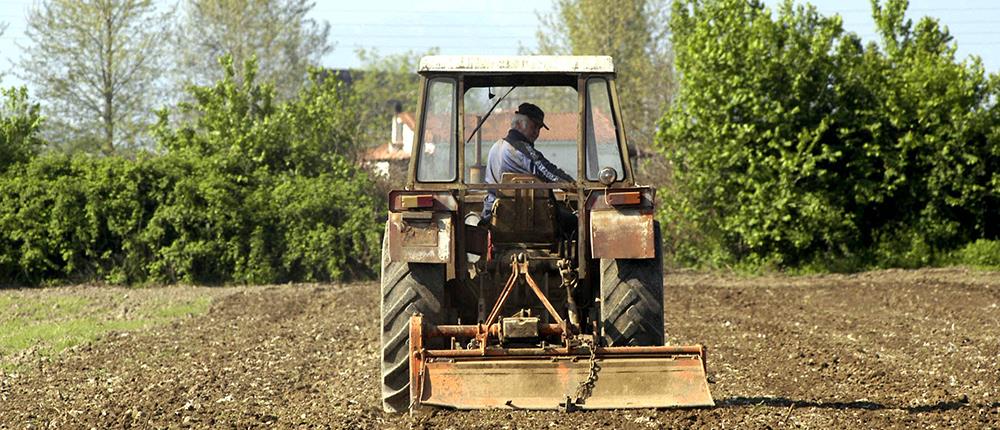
{"left": 381, "top": 55, "right": 713, "bottom": 412}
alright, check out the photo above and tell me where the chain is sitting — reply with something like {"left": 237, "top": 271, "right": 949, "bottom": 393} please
{"left": 557, "top": 259, "right": 578, "bottom": 290}
{"left": 573, "top": 337, "right": 601, "bottom": 404}
{"left": 557, "top": 259, "right": 581, "bottom": 330}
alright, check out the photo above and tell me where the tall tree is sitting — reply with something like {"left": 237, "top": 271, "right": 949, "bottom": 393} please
{"left": 535, "top": 0, "right": 674, "bottom": 170}
{"left": 658, "top": 0, "right": 1000, "bottom": 269}
{"left": 174, "top": 0, "right": 332, "bottom": 100}
{"left": 351, "top": 48, "right": 437, "bottom": 150}
{"left": 0, "top": 23, "right": 7, "bottom": 82}
{"left": 17, "top": 0, "right": 172, "bottom": 155}
{"left": 0, "top": 87, "right": 43, "bottom": 173}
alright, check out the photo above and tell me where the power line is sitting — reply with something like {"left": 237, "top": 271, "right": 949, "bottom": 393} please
{"left": 313, "top": 8, "right": 539, "bottom": 16}
{"left": 329, "top": 34, "right": 531, "bottom": 40}
{"left": 807, "top": 6, "right": 1000, "bottom": 13}
{"left": 336, "top": 44, "right": 524, "bottom": 50}
{"left": 327, "top": 23, "right": 537, "bottom": 29}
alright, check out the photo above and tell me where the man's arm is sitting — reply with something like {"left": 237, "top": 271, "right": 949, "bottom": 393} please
{"left": 501, "top": 139, "right": 575, "bottom": 183}
{"left": 524, "top": 146, "right": 574, "bottom": 182}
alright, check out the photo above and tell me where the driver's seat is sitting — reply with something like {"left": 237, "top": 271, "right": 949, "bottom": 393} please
{"left": 490, "top": 173, "right": 558, "bottom": 244}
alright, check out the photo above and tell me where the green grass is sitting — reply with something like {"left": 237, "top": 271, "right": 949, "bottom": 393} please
{"left": 153, "top": 297, "right": 212, "bottom": 319}
{"left": 0, "top": 295, "right": 90, "bottom": 320}
{"left": 0, "top": 289, "right": 219, "bottom": 372}
{"left": 0, "top": 318, "right": 147, "bottom": 354}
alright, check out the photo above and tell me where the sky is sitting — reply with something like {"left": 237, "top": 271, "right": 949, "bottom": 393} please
{"left": 2, "top": 0, "right": 1000, "bottom": 89}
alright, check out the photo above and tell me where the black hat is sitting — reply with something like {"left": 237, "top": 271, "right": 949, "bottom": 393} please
{"left": 515, "top": 102, "right": 549, "bottom": 130}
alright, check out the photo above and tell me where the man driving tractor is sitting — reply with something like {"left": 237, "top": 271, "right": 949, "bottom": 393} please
{"left": 481, "top": 102, "right": 576, "bottom": 232}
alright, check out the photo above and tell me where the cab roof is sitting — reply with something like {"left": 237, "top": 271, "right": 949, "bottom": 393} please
{"left": 418, "top": 55, "right": 614, "bottom": 74}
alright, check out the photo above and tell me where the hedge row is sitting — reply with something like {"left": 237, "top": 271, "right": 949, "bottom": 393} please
{"left": 0, "top": 58, "right": 383, "bottom": 285}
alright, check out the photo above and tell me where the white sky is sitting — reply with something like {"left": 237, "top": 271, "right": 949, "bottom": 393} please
{"left": 2, "top": 0, "right": 999, "bottom": 88}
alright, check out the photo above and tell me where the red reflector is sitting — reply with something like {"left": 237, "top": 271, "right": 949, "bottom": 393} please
{"left": 401, "top": 194, "right": 434, "bottom": 209}
{"left": 606, "top": 191, "right": 641, "bottom": 206}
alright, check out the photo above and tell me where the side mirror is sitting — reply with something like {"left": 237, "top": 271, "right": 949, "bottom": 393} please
{"left": 598, "top": 167, "right": 618, "bottom": 186}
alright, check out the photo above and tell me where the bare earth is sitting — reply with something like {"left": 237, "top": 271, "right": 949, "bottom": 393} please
{"left": 1, "top": 268, "right": 999, "bottom": 429}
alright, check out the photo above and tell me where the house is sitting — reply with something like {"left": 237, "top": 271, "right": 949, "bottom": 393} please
{"left": 362, "top": 111, "right": 416, "bottom": 179}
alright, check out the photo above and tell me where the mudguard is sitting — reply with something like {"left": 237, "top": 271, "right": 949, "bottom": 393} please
{"left": 586, "top": 188, "right": 656, "bottom": 259}
{"left": 386, "top": 191, "right": 458, "bottom": 264}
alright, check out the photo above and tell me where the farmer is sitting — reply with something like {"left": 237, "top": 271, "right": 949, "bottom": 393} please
{"left": 481, "top": 103, "right": 576, "bottom": 233}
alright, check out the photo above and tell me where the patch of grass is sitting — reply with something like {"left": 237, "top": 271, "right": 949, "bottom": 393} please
{"left": 153, "top": 297, "right": 212, "bottom": 319}
{"left": 2, "top": 295, "right": 91, "bottom": 321}
{"left": 0, "top": 288, "right": 219, "bottom": 372}
{"left": 0, "top": 318, "right": 148, "bottom": 355}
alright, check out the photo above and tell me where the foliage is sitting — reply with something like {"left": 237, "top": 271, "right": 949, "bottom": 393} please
{"left": 535, "top": 0, "right": 675, "bottom": 182}
{"left": 148, "top": 56, "right": 382, "bottom": 283}
{"left": 659, "top": 0, "right": 1000, "bottom": 271}
{"left": 352, "top": 48, "right": 438, "bottom": 151}
{"left": 0, "top": 58, "right": 383, "bottom": 285}
{"left": 0, "top": 87, "right": 43, "bottom": 174}
{"left": 174, "top": 0, "right": 332, "bottom": 101}
{"left": 0, "top": 23, "right": 6, "bottom": 82}
{"left": 946, "top": 239, "right": 1000, "bottom": 269}
{"left": 0, "top": 22, "right": 6, "bottom": 81}
{"left": 17, "top": 0, "right": 173, "bottom": 155}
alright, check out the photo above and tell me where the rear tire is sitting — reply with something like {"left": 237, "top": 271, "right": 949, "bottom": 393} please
{"left": 599, "top": 221, "right": 665, "bottom": 346}
{"left": 380, "top": 231, "right": 444, "bottom": 413}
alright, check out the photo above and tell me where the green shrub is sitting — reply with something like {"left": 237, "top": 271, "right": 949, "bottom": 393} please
{"left": 0, "top": 155, "right": 144, "bottom": 283}
{"left": 947, "top": 239, "right": 1000, "bottom": 269}
{"left": 659, "top": 0, "right": 1000, "bottom": 271}
{"left": 0, "top": 57, "right": 383, "bottom": 286}
{"left": 0, "top": 87, "right": 43, "bottom": 174}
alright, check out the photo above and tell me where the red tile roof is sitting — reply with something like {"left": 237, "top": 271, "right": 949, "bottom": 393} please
{"left": 463, "top": 112, "right": 580, "bottom": 142}
{"left": 364, "top": 110, "right": 616, "bottom": 161}
{"left": 362, "top": 144, "right": 410, "bottom": 161}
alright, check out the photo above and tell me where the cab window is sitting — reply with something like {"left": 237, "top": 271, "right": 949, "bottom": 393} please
{"left": 462, "top": 86, "right": 578, "bottom": 184}
{"left": 585, "top": 78, "right": 624, "bottom": 181}
{"left": 416, "top": 78, "right": 457, "bottom": 182}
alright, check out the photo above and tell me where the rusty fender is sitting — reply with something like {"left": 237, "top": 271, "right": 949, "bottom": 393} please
{"left": 387, "top": 211, "right": 453, "bottom": 264}
{"left": 386, "top": 191, "right": 458, "bottom": 264}
{"left": 586, "top": 188, "right": 656, "bottom": 259}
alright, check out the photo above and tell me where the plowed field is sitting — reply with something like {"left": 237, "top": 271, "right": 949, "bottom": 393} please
{"left": 2, "top": 268, "right": 998, "bottom": 429}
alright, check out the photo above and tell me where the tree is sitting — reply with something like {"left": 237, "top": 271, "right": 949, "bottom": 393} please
{"left": 351, "top": 48, "right": 438, "bottom": 151}
{"left": 0, "top": 87, "right": 43, "bottom": 173}
{"left": 658, "top": 0, "right": 1000, "bottom": 270}
{"left": 0, "top": 23, "right": 7, "bottom": 81}
{"left": 17, "top": 0, "right": 173, "bottom": 155}
{"left": 535, "top": 0, "right": 674, "bottom": 178}
{"left": 152, "top": 56, "right": 381, "bottom": 283}
{"left": 174, "top": 0, "right": 332, "bottom": 100}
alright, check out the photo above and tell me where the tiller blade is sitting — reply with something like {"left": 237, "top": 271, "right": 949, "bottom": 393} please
{"left": 408, "top": 315, "right": 714, "bottom": 410}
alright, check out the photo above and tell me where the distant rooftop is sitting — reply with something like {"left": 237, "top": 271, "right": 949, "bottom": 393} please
{"left": 418, "top": 55, "right": 614, "bottom": 73}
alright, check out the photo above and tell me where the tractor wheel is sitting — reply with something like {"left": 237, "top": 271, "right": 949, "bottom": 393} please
{"left": 380, "top": 232, "right": 444, "bottom": 413}
{"left": 599, "top": 221, "right": 665, "bottom": 346}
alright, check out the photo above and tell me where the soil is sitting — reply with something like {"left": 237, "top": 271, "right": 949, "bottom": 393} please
{"left": 1, "top": 267, "right": 998, "bottom": 429}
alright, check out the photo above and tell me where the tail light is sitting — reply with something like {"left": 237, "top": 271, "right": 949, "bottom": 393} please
{"left": 605, "top": 190, "right": 641, "bottom": 206}
{"left": 401, "top": 194, "right": 434, "bottom": 209}
{"left": 388, "top": 191, "right": 459, "bottom": 212}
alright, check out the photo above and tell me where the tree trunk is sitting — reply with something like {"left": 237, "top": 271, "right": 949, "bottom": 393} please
{"left": 102, "top": 7, "right": 115, "bottom": 155}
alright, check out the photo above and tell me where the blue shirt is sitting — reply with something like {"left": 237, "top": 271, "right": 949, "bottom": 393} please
{"left": 481, "top": 129, "right": 574, "bottom": 219}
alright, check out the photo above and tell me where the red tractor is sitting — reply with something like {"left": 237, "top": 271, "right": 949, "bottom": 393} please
{"left": 381, "top": 55, "right": 713, "bottom": 412}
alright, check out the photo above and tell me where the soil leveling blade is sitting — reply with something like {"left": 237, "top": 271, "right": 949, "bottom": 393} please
{"left": 409, "top": 316, "right": 715, "bottom": 410}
